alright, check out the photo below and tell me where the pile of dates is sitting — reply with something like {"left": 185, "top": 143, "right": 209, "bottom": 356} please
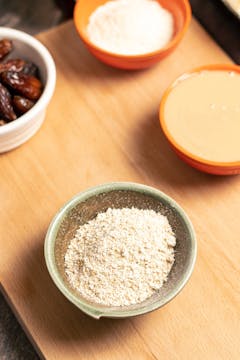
{"left": 0, "top": 39, "right": 43, "bottom": 126}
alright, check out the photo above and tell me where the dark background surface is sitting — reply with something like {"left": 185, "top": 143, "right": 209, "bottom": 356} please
{"left": 0, "top": 0, "right": 239, "bottom": 359}
{"left": 191, "top": 0, "right": 240, "bottom": 63}
{"left": 0, "top": 0, "right": 239, "bottom": 62}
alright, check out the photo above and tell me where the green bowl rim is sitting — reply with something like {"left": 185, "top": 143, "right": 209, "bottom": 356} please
{"left": 44, "top": 182, "right": 197, "bottom": 319}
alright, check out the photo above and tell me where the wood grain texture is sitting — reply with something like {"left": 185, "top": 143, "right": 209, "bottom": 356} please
{"left": 1, "top": 19, "right": 240, "bottom": 360}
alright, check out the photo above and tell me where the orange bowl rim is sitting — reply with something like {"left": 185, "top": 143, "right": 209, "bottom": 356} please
{"left": 73, "top": 0, "right": 191, "bottom": 60}
{"left": 159, "top": 63, "right": 240, "bottom": 168}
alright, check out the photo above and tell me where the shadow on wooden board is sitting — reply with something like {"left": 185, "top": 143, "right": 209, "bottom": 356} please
{"left": 130, "top": 108, "right": 238, "bottom": 190}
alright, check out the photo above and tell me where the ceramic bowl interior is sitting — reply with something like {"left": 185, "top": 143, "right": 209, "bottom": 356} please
{"left": 45, "top": 183, "right": 196, "bottom": 319}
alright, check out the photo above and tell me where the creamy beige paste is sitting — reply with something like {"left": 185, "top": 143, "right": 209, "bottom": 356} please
{"left": 163, "top": 70, "right": 240, "bottom": 162}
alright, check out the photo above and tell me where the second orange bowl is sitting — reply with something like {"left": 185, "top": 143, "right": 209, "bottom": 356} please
{"left": 159, "top": 64, "right": 240, "bottom": 175}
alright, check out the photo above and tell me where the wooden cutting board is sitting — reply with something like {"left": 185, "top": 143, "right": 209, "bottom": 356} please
{"left": 1, "top": 19, "right": 240, "bottom": 360}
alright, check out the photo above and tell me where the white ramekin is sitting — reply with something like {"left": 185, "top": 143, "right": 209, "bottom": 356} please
{"left": 0, "top": 27, "right": 56, "bottom": 153}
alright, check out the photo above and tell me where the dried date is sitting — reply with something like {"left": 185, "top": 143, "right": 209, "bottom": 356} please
{"left": 1, "top": 71, "right": 42, "bottom": 100}
{"left": 0, "top": 83, "right": 17, "bottom": 122}
{"left": 0, "top": 39, "right": 13, "bottom": 60}
{"left": 0, "top": 59, "right": 39, "bottom": 77}
{"left": 0, "top": 39, "right": 44, "bottom": 126}
{"left": 0, "top": 59, "right": 25, "bottom": 74}
{"left": 13, "top": 95, "right": 35, "bottom": 115}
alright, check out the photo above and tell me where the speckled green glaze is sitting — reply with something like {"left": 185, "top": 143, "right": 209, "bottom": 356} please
{"left": 44, "top": 182, "right": 197, "bottom": 319}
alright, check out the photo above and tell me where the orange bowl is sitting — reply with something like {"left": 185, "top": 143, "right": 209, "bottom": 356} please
{"left": 74, "top": 0, "right": 191, "bottom": 70}
{"left": 159, "top": 64, "right": 240, "bottom": 175}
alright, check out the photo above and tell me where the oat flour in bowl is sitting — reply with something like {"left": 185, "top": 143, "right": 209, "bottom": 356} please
{"left": 64, "top": 207, "right": 176, "bottom": 307}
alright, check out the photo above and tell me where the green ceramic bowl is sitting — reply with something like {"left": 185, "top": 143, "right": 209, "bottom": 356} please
{"left": 44, "top": 182, "right": 197, "bottom": 319}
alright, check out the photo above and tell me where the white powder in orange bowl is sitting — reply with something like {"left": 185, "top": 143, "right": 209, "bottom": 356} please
{"left": 86, "top": 0, "right": 174, "bottom": 56}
